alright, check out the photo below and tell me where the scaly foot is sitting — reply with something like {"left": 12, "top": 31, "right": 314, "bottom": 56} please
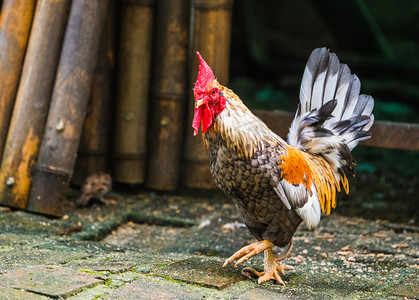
{"left": 225, "top": 240, "right": 293, "bottom": 285}
{"left": 242, "top": 262, "right": 293, "bottom": 285}
{"left": 223, "top": 240, "right": 274, "bottom": 267}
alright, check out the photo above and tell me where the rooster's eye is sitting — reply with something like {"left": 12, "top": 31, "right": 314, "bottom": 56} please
{"left": 211, "top": 88, "right": 217, "bottom": 95}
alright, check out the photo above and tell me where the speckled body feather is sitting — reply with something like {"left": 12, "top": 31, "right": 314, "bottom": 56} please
{"left": 206, "top": 132, "right": 302, "bottom": 247}
{"left": 203, "top": 88, "right": 302, "bottom": 247}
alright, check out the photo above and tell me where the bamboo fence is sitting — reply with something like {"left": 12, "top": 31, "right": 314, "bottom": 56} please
{"left": 0, "top": 0, "right": 416, "bottom": 216}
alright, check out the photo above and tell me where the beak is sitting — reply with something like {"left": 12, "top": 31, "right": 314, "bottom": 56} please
{"left": 195, "top": 99, "right": 205, "bottom": 108}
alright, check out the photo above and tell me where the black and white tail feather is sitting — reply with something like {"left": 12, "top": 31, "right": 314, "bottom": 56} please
{"left": 288, "top": 48, "right": 374, "bottom": 229}
{"left": 289, "top": 47, "right": 374, "bottom": 173}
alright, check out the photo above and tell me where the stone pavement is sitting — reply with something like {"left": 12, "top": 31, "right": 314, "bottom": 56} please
{"left": 0, "top": 191, "right": 418, "bottom": 299}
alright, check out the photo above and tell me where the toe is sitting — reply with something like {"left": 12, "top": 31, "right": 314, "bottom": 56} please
{"left": 222, "top": 259, "right": 229, "bottom": 267}
{"left": 257, "top": 274, "right": 269, "bottom": 284}
{"left": 282, "top": 264, "right": 294, "bottom": 270}
{"left": 257, "top": 271, "right": 285, "bottom": 285}
{"left": 273, "top": 271, "right": 286, "bottom": 285}
{"left": 234, "top": 249, "right": 257, "bottom": 266}
{"left": 277, "top": 263, "right": 293, "bottom": 275}
{"left": 242, "top": 267, "right": 264, "bottom": 278}
{"left": 223, "top": 245, "right": 254, "bottom": 267}
{"left": 224, "top": 241, "right": 273, "bottom": 267}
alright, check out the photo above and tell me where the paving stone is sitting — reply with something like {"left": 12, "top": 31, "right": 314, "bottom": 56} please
{"left": 0, "top": 233, "right": 47, "bottom": 250}
{"left": 67, "top": 284, "right": 112, "bottom": 300}
{"left": 153, "top": 256, "right": 244, "bottom": 289}
{"left": 381, "top": 273, "right": 419, "bottom": 298}
{"left": 103, "top": 276, "right": 203, "bottom": 300}
{"left": 67, "top": 272, "right": 143, "bottom": 299}
{"left": 99, "top": 198, "right": 249, "bottom": 258}
{"left": 65, "top": 252, "right": 175, "bottom": 274}
{"left": 0, "top": 265, "right": 103, "bottom": 298}
{"left": 165, "top": 211, "right": 253, "bottom": 257}
{"left": 1, "top": 192, "right": 418, "bottom": 299}
{"left": 66, "top": 254, "right": 136, "bottom": 274}
{"left": 0, "top": 285, "right": 49, "bottom": 300}
{"left": 0, "top": 211, "right": 62, "bottom": 236}
{"left": 104, "top": 272, "right": 140, "bottom": 289}
{"left": 0, "top": 248, "right": 92, "bottom": 273}
{"left": 238, "top": 288, "right": 293, "bottom": 300}
{"left": 101, "top": 223, "right": 189, "bottom": 252}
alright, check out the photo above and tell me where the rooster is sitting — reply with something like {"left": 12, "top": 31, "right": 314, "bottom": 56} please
{"left": 192, "top": 48, "right": 374, "bottom": 284}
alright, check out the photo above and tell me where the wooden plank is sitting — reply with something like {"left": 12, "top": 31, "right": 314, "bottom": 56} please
{"left": 254, "top": 110, "right": 419, "bottom": 151}
{"left": 253, "top": 110, "right": 294, "bottom": 140}
{"left": 363, "top": 121, "right": 419, "bottom": 151}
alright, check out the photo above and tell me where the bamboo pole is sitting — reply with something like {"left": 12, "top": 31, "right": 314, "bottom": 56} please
{"left": 27, "top": 0, "right": 109, "bottom": 216}
{"left": 183, "top": 0, "right": 234, "bottom": 188}
{"left": 0, "top": 0, "right": 71, "bottom": 210}
{"left": 146, "top": 0, "right": 190, "bottom": 190}
{"left": 72, "top": 3, "right": 116, "bottom": 186}
{"left": 112, "top": 0, "right": 154, "bottom": 185}
{"left": 0, "top": 0, "right": 35, "bottom": 158}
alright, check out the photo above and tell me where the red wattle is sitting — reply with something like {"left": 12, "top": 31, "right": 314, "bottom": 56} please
{"left": 192, "top": 106, "right": 204, "bottom": 136}
{"left": 202, "top": 105, "right": 213, "bottom": 133}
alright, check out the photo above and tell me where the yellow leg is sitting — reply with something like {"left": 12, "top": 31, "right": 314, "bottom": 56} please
{"left": 228, "top": 240, "right": 294, "bottom": 285}
{"left": 223, "top": 240, "right": 274, "bottom": 267}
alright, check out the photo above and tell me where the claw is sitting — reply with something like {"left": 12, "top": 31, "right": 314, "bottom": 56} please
{"left": 223, "top": 240, "right": 274, "bottom": 267}
{"left": 277, "top": 264, "right": 293, "bottom": 276}
{"left": 259, "top": 267, "right": 285, "bottom": 285}
{"left": 277, "top": 267, "right": 285, "bottom": 276}
{"left": 225, "top": 240, "right": 294, "bottom": 285}
{"left": 242, "top": 265, "right": 288, "bottom": 285}
{"left": 235, "top": 249, "right": 257, "bottom": 266}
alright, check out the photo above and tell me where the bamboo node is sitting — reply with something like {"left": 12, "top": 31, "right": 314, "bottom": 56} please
{"left": 6, "top": 177, "right": 15, "bottom": 186}
{"left": 56, "top": 119, "right": 65, "bottom": 131}
{"left": 160, "top": 117, "right": 169, "bottom": 126}
{"left": 125, "top": 113, "right": 134, "bottom": 122}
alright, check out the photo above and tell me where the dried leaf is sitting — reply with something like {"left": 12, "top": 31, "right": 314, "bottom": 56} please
{"left": 373, "top": 233, "right": 387, "bottom": 238}
{"left": 315, "top": 232, "right": 335, "bottom": 239}
{"left": 338, "top": 251, "right": 352, "bottom": 256}
{"left": 59, "top": 226, "right": 82, "bottom": 236}
{"left": 341, "top": 245, "right": 352, "bottom": 251}
{"left": 391, "top": 243, "right": 409, "bottom": 249}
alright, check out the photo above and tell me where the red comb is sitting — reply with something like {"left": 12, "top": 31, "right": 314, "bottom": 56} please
{"left": 194, "top": 52, "right": 215, "bottom": 100}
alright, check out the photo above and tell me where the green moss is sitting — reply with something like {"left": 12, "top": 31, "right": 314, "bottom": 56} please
{"left": 78, "top": 269, "right": 97, "bottom": 275}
